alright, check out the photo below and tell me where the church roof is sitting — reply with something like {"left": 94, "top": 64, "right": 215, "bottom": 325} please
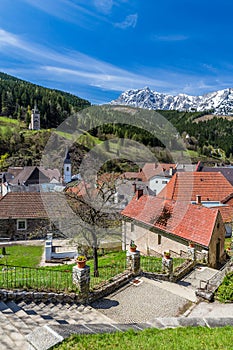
{"left": 64, "top": 151, "right": 71, "bottom": 164}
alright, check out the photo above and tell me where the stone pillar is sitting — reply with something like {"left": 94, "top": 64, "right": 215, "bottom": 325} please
{"left": 45, "top": 240, "right": 52, "bottom": 261}
{"left": 72, "top": 265, "right": 90, "bottom": 300}
{"left": 126, "top": 250, "right": 140, "bottom": 274}
{"left": 187, "top": 246, "right": 196, "bottom": 261}
{"left": 162, "top": 256, "right": 173, "bottom": 280}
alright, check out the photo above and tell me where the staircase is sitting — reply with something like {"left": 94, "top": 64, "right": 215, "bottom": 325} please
{"left": 0, "top": 299, "right": 120, "bottom": 349}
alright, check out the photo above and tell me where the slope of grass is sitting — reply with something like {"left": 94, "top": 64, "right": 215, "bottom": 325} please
{"left": 52, "top": 327, "right": 233, "bottom": 350}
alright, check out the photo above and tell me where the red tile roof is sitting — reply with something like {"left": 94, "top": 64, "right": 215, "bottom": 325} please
{"left": 121, "top": 194, "right": 220, "bottom": 247}
{"left": 158, "top": 172, "right": 233, "bottom": 202}
{"left": 0, "top": 192, "right": 70, "bottom": 219}
{"left": 211, "top": 205, "right": 233, "bottom": 223}
{"left": 121, "top": 172, "right": 139, "bottom": 180}
{"left": 138, "top": 163, "right": 176, "bottom": 182}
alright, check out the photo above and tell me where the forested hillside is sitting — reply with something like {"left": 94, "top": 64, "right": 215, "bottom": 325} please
{"left": 0, "top": 72, "right": 90, "bottom": 128}
{"left": 159, "top": 110, "right": 233, "bottom": 159}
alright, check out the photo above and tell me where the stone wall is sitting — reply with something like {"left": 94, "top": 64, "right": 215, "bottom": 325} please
{"left": 0, "top": 218, "right": 50, "bottom": 240}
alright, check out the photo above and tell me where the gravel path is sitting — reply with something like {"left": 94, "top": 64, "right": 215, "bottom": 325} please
{"left": 91, "top": 277, "right": 191, "bottom": 323}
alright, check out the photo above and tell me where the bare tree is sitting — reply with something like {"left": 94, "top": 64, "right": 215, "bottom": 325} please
{"left": 65, "top": 172, "right": 123, "bottom": 277}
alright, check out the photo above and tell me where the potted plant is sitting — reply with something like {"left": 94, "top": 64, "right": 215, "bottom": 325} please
{"left": 76, "top": 255, "right": 87, "bottom": 268}
{"left": 189, "top": 241, "right": 195, "bottom": 248}
{"left": 129, "top": 240, "right": 137, "bottom": 252}
{"left": 163, "top": 250, "right": 171, "bottom": 259}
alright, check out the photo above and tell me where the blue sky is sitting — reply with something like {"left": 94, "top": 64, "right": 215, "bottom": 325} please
{"left": 1, "top": 0, "right": 233, "bottom": 104}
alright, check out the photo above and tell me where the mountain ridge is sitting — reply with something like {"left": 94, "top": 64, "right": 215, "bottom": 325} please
{"left": 111, "top": 86, "right": 233, "bottom": 115}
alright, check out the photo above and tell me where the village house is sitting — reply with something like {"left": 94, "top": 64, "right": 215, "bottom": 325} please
{"left": 0, "top": 166, "right": 62, "bottom": 196}
{"left": 137, "top": 163, "right": 177, "bottom": 195}
{"left": 121, "top": 190, "right": 226, "bottom": 268}
{"left": 157, "top": 171, "right": 233, "bottom": 237}
{"left": 0, "top": 191, "right": 78, "bottom": 240}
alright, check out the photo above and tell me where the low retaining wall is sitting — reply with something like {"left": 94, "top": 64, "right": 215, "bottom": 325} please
{"left": 0, "top": 271, "right": 136, "bottom": 304}
{"left": 173, "top": 260, "right": 197, "bottom": 282}
{"left": 88, "top": 271, "right": 135, "bottom": 303}
{"left": 196, "top": 259, "right": 233, "bottom": 301}
{"left": 141, "top": 271, "right": 170, "bottom": 281}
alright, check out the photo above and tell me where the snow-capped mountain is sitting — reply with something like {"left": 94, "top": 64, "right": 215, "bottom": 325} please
{"left": 110, "top": 87, "right": 233, "bottom": 115}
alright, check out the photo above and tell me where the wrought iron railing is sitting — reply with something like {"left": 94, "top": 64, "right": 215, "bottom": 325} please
{"left": 90, "top": 260, "right": 127, "bottom": 290}
{"left": 0, "top": 264, "right": 79, "bottom": 293}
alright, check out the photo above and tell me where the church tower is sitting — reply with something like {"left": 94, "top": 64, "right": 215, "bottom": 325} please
{"left": 64, "top": 151, "right": 72, "bottom": 183}
{"left": 29, "top": 103, "right": 40, "bottom": 130}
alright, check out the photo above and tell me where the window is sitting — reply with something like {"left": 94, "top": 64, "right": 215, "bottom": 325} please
{"left": 162, "top": 180, "right": 168, "bottom": 184}
{"left": 66, "top": 166, "right": 70, "bottom": 172}
{"left": 158, "top": 234, "right": 161, "bottom": 245}
{"left": 131, "top": 223, "right": 134, "bottom": 232}
{"left": 17, "top": 219, "right": 27, "bottom": 230}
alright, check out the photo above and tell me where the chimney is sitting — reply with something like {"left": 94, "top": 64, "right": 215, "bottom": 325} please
{"left": 196, "top": 195, "right": 201, "bottom": 205}
{"left": 169, "top": 167, "right": 173, "bottom": 176}
{"left": 132, "top": 182, "right": 137, "bottom": 193}
{"left": 136, "top": 188, "right": 143, "bottom": 200}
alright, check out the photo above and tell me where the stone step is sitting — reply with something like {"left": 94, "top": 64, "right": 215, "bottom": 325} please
{"left": 0, "top": 301, "right": 35, "bottom": 335}
{"left": 19, "top": 301, "right": 116, "bottom": 325}
{"left": 0, "top": 311, "right": 31, "bottom": 349}
{"left": 26, "top": 323, "right": 152, "bottom": 350}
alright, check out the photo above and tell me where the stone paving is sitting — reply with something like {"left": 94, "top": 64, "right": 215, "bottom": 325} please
{"left": 91, "top": 277, "right": 194, "bottom": 323}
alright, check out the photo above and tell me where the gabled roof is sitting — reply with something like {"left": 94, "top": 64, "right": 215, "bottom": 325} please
{"left": 121, "top": 194, "right": 220, "bottom": 247}
{"left": 158, "top": 172, "right": 233, "bottom": 202}
{"left": 138, "top": 163, "right": 176, "bottom": 182}
{"left": 201, "top": 166, "right": 233, "bottom": 186}
{"left": 10, "top": 166, "right": 60, "bottom": 185}
{"left": 211, "top": 205, "right": 233, "bottom": 223}
{"left": 0, "top": 192, "right": 47, "bottom": 219}
{"left": 0, "top": 192, "right": 73, "bottom": 220}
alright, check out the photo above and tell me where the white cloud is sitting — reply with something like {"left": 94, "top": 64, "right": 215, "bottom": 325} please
{"left": 42, "top": 64, "right": 171, "bottom": 92}
{"left": 1, "top": 28, "right": 233, "bottom": 102}
{"left": 93, "top": 0, "right": 113, "bottom": 14}
{"left": 21, "top": 0, "right": 109, "bottom": 28}
{"left": 153, "top": 34, "right": 188, "bottom": 42}
{"left": 115, "top": 13, "right": 138, "bottom": 29}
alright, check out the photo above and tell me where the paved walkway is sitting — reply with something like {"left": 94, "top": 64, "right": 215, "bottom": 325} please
{"left": 178, "top": 265, "right": 219, "bottom": 290}
{"left": 188, "top": 301, "right": 233, "bottom": 318}
{"left": 91, "top": 277, "right": 196, "bottom": 323}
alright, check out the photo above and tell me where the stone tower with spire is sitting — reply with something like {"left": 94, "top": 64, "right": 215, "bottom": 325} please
{"left": 64, "top": 150, "right": 72, "bottom": 183}
{"left": 29, "top": 103, "right": 40, "bottom": 130}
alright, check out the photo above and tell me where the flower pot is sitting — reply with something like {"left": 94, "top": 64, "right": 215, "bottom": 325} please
{"left": 164, "top": 252, "right": 170, "bottom": 259}
{"left": 77, "top": 260, "right": 86, "bottom": 268}
{"left": 130, "top": 247, "right": 137, "bottom": 252}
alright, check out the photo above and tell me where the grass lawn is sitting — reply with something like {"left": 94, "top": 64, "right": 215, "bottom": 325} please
{"left": 52, "top": 327, "right": 233, "bottom": 350}
{"left": 225, "top": 237, "right": 232, "bottom": 250}
{"left": 216, "top": 271, "right": 233, "bottom": 303}
{"left": 0, "top": 245, "right": 43, "bottom": 267}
